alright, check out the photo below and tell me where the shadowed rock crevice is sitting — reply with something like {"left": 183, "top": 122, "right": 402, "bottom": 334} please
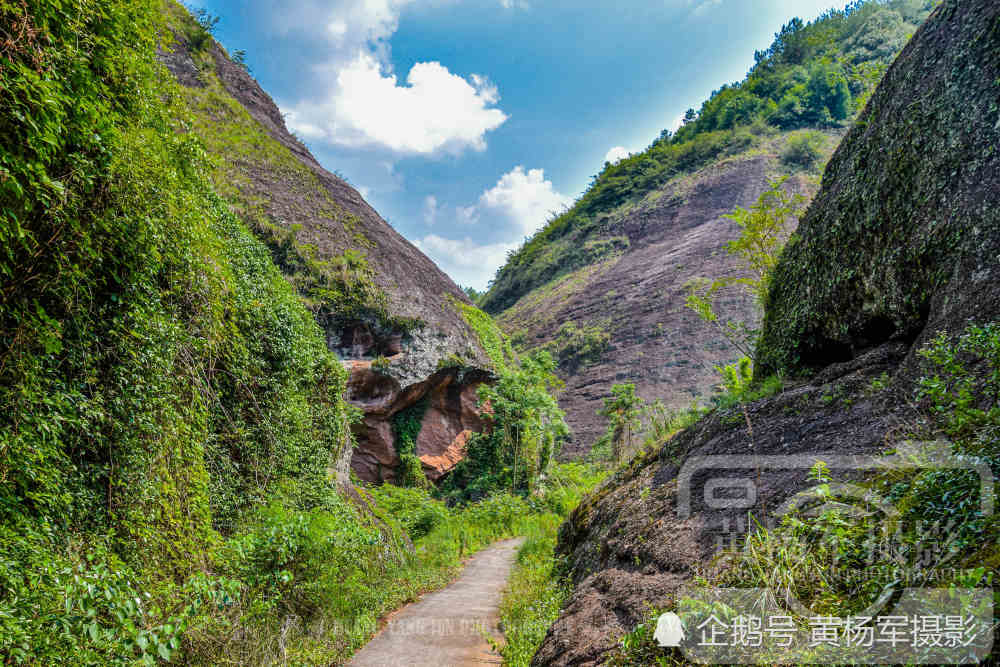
{"left": 346, "top": 366, "right": 494, "bottom": 483}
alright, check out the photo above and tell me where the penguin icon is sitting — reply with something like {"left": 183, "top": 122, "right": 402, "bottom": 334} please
{"left": 653, "top": 611, "right": 685, "bottom": 647}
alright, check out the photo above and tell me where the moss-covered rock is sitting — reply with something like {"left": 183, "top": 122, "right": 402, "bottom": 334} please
{"left": 758, "top": 0, "right": 1000, "bottom": 376}
{"left": 534, "top": 3, "right": 1000, "bottom": 664}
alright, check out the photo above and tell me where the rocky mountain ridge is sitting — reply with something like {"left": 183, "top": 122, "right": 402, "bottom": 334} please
{"left": 531, "top": 1, "right": 1000, "bottom": 662}
{"left": 483, "top": 0, "right": 933, "bottom": 458}
{"left": 160, "top": 4, "right": 494, "bottom": 483}
{"left": 495, "top": 141, "right": 825, "bottom": 457}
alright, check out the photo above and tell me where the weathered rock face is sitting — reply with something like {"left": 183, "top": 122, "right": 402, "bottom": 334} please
{"left": 758, "top": 0, "right": 1000, "bottom": 377}
{"left": 533, "top": 2, "right": 1000, "bottom": 664}
{"left": 160, "top": 11, "right": 491, "bottom": 483}
{"left": 346, "top": 364, "right": 492, "bottom": 483}
{"left": 495, "top": 149, "right": 823, "bottom": 458}
{"left": 533, "top": 344, "right": 912, "bottom": 666}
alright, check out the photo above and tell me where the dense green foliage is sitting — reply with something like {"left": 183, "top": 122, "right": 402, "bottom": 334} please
{"left": 480, "top": 0, "right": 932, "bottom": 315}
{"left": 543, "top": 319, "right": 611, "bottom": 370}
{"left": 0, "top": 2, "right": 464, "bottom": 664}
{"left": 442, "top": 300, "right": 574, "bottom": 502}
{"left": 497, "top": 463, "right": 609, "bottom": 667}
{"left": 440, "top": 351, "right": 569, "bottom": 503}
{"left": 392, "top": 398, "right": 430, "bottom": 488}
{"left": 164, "top": 3, "right": 419, "bottom": 336}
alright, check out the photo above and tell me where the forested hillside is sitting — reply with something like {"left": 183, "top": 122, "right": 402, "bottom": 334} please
{"left": 482, "top": 0, "right": 933, "bottom": 314}
{"left": 532, "top": 0, "right": 1000, "bottom": 662}
{"left": 0, "top": 1, "right": 584, "bottom": 663}
{"left": 479, "top": 0, "right": 935, "bottom": 455}
{"left": 157, "top": 1, "right": 504, "bottom": 487}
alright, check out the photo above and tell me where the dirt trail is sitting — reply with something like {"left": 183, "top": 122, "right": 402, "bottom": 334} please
{"left": 348, "top": 537, "right": 525, "bottom": 667}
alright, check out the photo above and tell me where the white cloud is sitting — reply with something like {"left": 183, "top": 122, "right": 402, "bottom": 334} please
{"left": 604, "top": 146, "right": 630, "bottom": 164}
{"left": 456, "top": 205, "right": 479, "bottom": 225}
{"left": 478, "top": 166, "right": 570, "bottom": 236}
{"left": 415, "top": 165, "right": 568, "bottom": 288}
{"left": 669, "top": 113, "right": 686, "bottom": 133}
{"left": 414, "top": 235, "right": 518, "bottom": 290}
{"left": 687, "top": 0, "right": 722, "bottom": 16}
{"left": 286, "top": 55, "right": 507, "bottom": 154}
{"left": 277, "top": 1, "right": 508, "bottom": 155}
{"left": 500, "top": 0, "right": 530, "bottom": 8}
{"left": 423, "top": 195, "right": 438, "bottom": 224}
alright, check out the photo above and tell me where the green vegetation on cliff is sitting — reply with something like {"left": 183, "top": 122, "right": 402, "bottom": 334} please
{"left": 444, "top": 301, "right": 571, "bottom": 503}
{"left": 527, "top": 3, "right": 1000, "bottom": 664}
{"left": 613, "top": 322, "right": 1000, "bottom": 664}
{"left": 480, "top": 0, "right": 934, "bottom": 315}
{"left": 0, "top": 2, "right": 580, "bottom": 664}
{"left": 164, "top": 1, "right": 417, "bottom": 335}
{"left": 0, "top": 1, "right": 373, "bottom": 661}
{"left": 757, "top": 0, "right": 999, "bottom": 376}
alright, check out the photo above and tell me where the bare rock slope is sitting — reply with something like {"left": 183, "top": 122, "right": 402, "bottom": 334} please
{"left": 482, "top": 1, "right": 933, "bottom": 460}
{"left": 533, "top": 1, "right": 1000, "bottom": 663}
{"left": 160, "top": 6, "right": 491, "bottom": 483}
{"left": 495, "top": 144, "right": 823, "bottom": 458}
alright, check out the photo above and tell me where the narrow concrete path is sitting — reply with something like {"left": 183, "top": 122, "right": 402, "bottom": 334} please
{"left": 348, "top": 537, "right": 525, "bottom": 667}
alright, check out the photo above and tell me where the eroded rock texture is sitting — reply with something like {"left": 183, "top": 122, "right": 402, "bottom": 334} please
{"left": 759, "top": 0, "right": 1000, "bottom": 376}
{"left": 346, "top": 364, "right": 491, "bottom": 483}
{"left": 534, "top": 2, "right": 1000, "bottom": 664}
{"left": 160, "top": 18, "right": 491, "bottom": 483}
{"left": 495, "top": 151, "right": 822, "bottom": 458}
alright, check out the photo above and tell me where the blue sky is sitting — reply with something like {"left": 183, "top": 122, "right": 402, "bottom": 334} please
{"left": 199, "top": 0, "right": 842, "bottom": 289}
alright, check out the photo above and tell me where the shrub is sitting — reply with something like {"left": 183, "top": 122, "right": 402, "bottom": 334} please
{"left": 917, "top": 322, "right": 1000, "bottom": 445}
{"left": 547, "top": 319, "right": 611, "bottom": 369}
{"left": 439, "top": 351, "right": 568, "bottom": 503}
{"left": 397, "top": 453, "right": 430, "bottom": 489}
{"left": 371, "top": 354, "right": 391, "bottom": 374}
{"left": 391, "top": 398, "right": 429, "bottom": 487}
{"left": 781, "top": 130, "right": 826, "bottom": 170}
{"left": 686, "top": 177, "right": 806, "bottom": 361}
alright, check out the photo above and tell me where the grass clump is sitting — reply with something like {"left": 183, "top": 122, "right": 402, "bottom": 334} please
{"left": 496, "top": 464, "right": 609, "bottom": 666}
{"left": 781, "top": 129, "right": 828, "bottom": 170}
{"left": 606, "top": 322, "right": 1000, "bottom": 665}
{"left": 545, "top": 319, "right": 611, "bottom": 370}
{"left": 453, "top": 297, "right": 517, "bottom": 371}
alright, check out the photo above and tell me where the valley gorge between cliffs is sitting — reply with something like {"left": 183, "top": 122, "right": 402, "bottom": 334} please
{"left": 2, "top": 0, "right": 998, "bottom": 666}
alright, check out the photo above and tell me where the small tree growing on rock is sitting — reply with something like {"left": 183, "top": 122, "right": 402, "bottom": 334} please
{"left": 438, "top": 351, "right": 568, "bottom": 502}
{"left": 596, "top": 383, "right": 644, "bottom": 463}
{"left": 685, "top": 176, "right": 806, "bottom": 365}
